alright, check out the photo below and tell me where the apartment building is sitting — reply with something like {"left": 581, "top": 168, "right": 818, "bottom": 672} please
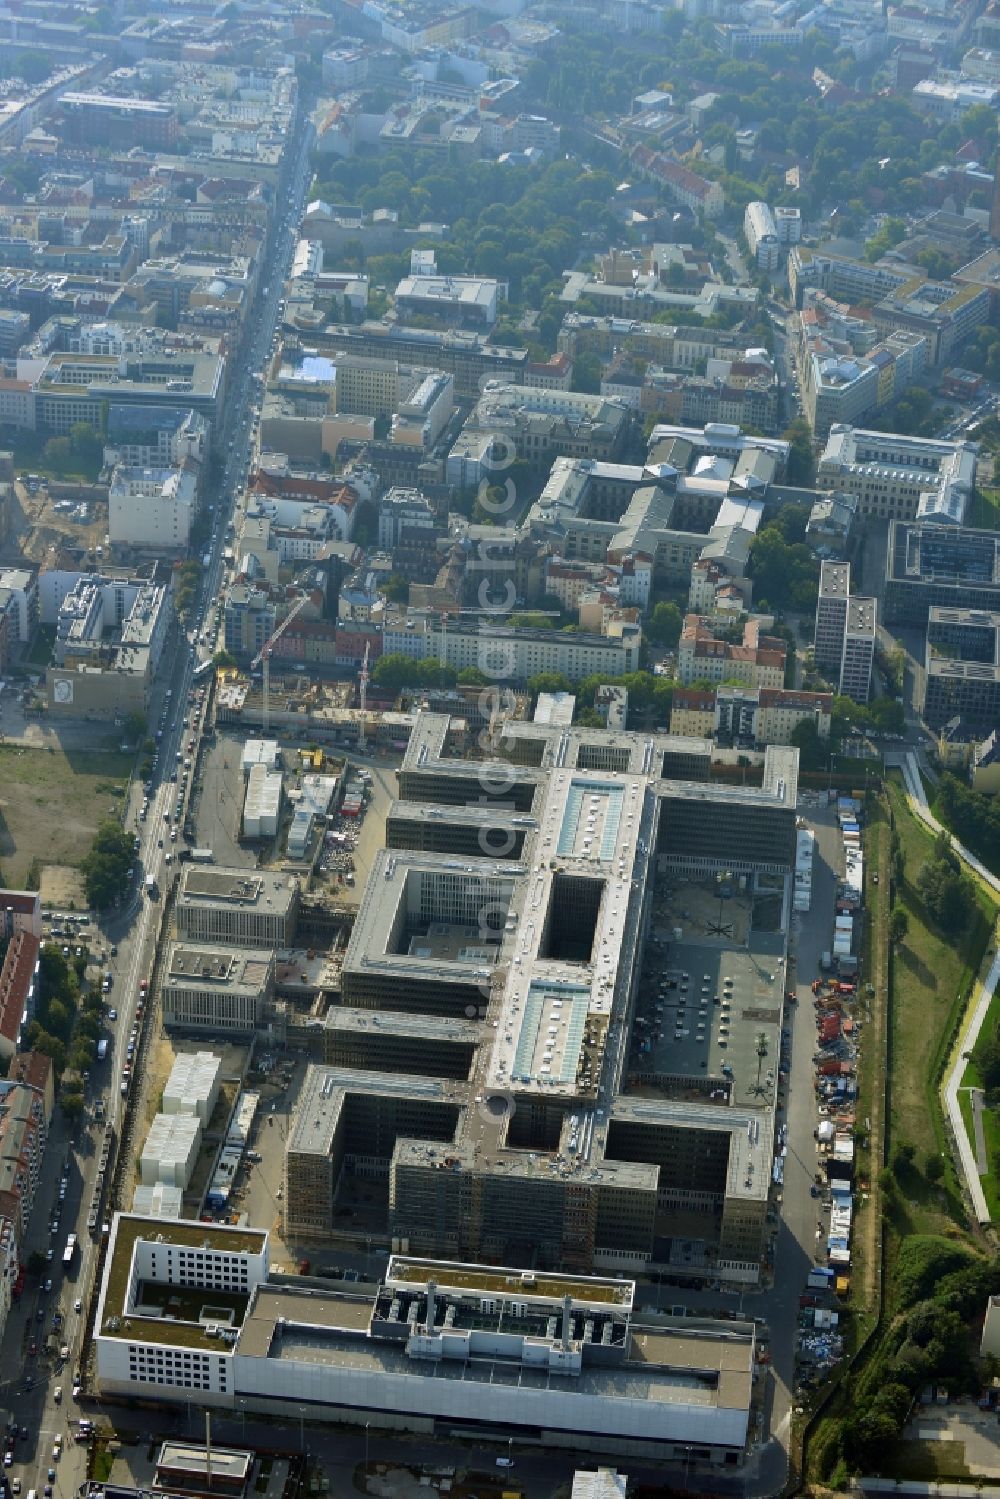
{"left": 383, "top": 615, "right": 642, "bottom": 684}
{"left": 0, "top": 1062, "right": 52, "bottom": 1243}
{"left": 108, "top": 464, "right": 199, "bottom": 552}
{"left": 0, "top": 889, "right": 41, "bottom": 940}
{"left": 816, "top": 426, "right": 977, "bottom": 523}
{"left": 161, "top": 944, "right": 276, "bottom": 1034}
{"left": 0, "top": 931, "right": 39, "bottom": 1058}
{"left": 174, "top": 868, "right": 299, "bottom": 949}
{"left": 671, "top": 686, "right": 832, "bottom": 746}
{"left": 223, "top": 585, "right": 276, "bottom": 663}
{"left": 677, "top": 615, "right": 786, "bottom": 689}
{"left": 744, "top": 202, "right": 779, "bottom": 270}
{"left": 814, "top": 561, "right": 875, "bottom": 702}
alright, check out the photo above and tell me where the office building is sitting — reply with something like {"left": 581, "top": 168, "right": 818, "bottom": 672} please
{"left": 814, "top": 562, "right": 874, "bottom": 702}
{"left": 816, "top": 426, "right": 977, "bottom": 523}
{"left": 463, "top": 383, "right": 633, "bottom": 467}
{"left": 161, "top": 946, "right": 276, "bottom": 1036}
{"left": 814, "top": 561, "right": 850, "bottom": 676}
{"left": 840, "top": 596, "right": 876, "bottom": 703}
{"left": 884, "top": 523, "right": 1000, "bottom": 624}
{"left": 921, "top": 607, "right": 1000, "bottom": 730}
{"left": 283, "top": 709, "right": 797, "bottom": 1285}
{"left": 310, "top": 322, "right": 527, "bottom": 400}
{"left": 394, "top": 274, "right": 499, "bottom": 329}
{"left": 175, "top": 868, "right": 299, "bottom": 949}
{"left": 0, "top": 568, "right": 37, "bottom": 644}
{"left": 93, "top": 1218, "right": 755, "bottom": 1465}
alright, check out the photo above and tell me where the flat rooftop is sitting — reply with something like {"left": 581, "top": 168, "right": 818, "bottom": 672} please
{"left": 98, "top": 1214, "right": 266, "bottom": 1351}
{"left": 385, "top": 1255, "right": 634, "bottom": 1308}
{"left": 178, "top": 867, "right": 297, "bottom": 911}
{"left": 287, "top": 1065, "right": 464, "bottom": 1159}
{"left": 237, "top": 1283, "right": 751, "bottom": 1430}
{"left": 166, "top": 943, "right": 273, "bottom": 993}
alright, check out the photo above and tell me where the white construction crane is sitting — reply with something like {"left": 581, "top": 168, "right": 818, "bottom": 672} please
{"left": 251, "top": 593, "right": 310, "bottom": 733}
{"left": 357, "top": 639, "right": 370, "bottom": 751}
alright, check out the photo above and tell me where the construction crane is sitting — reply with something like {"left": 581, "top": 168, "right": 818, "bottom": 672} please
{"left": 251, "top": 593, "right": 310, "bottom": 733}
{"left": 357, "top": 640, "right": 370, "bottom": 751}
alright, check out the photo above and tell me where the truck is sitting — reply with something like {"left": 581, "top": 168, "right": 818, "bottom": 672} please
{"left": 145, "top": 874, "right": 157, "bottom": 899}
{"left": 62, "top": 1234, "right": 77, "bottom": 1267}
{"left": 96, "top": 1039, "right": 108, "bottom": 1062}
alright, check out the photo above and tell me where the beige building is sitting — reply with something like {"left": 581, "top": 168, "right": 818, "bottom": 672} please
{"left": 669, "top": 687, "right": 718, "bottom": 738}
{"left": 677, "top": 616, "right": 786, "bottom": 690}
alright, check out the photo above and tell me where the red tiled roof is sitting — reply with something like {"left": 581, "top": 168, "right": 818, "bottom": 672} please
{"left": 0, "top": 932, "right": 38, "bottom": 1049}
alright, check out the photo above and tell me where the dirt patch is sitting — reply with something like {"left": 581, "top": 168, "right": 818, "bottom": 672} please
{"left": 0, "top": 737, "right": 131, "bottom": 886}
{"left": 39, "top": 863, "right": 88, "bottom": 910}
{"left": 11, "top": 483, "right": 108, "bottom": 567}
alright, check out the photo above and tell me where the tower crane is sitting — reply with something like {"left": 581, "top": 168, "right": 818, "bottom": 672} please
{"left": 251, "top": 592, "right": 310, "bottom": 734}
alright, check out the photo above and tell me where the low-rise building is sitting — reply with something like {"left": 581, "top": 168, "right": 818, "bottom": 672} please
{"left": 93, "top": 1218, "right": 755, "bottom": 1465}
{"left": 162, "top": 1051, "right": 222, "bottom": 1126}
{"left": 394, "top": 274, "right": 499, "bottom": 329}
{"left": 162, "top": 946, "right": 277, "bottom": 1036}
{"left": 175, "top": 867, "right": 299, "bottom": 949}
{"left": 140, "top": 1114, "right": 201, "bottom": 1190}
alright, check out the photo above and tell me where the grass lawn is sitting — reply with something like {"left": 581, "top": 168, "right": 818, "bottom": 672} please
{"left": 959, "top": 974, "right": 1000, "bottom": 1219}
{"left": 970, "top": 487, "right": 1000, "bottom": 531}
{"left": 0, "top": 737, "right": 132, "bottom": 885}
{"left": 885, "top": 776, "right": 997, "bottom": 1207}
{"left": 91, "top": 1446, "right": 114, "bottom": 1483}
{"left": 890, "top": 1439, "right": 973, "bottom": 1481}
